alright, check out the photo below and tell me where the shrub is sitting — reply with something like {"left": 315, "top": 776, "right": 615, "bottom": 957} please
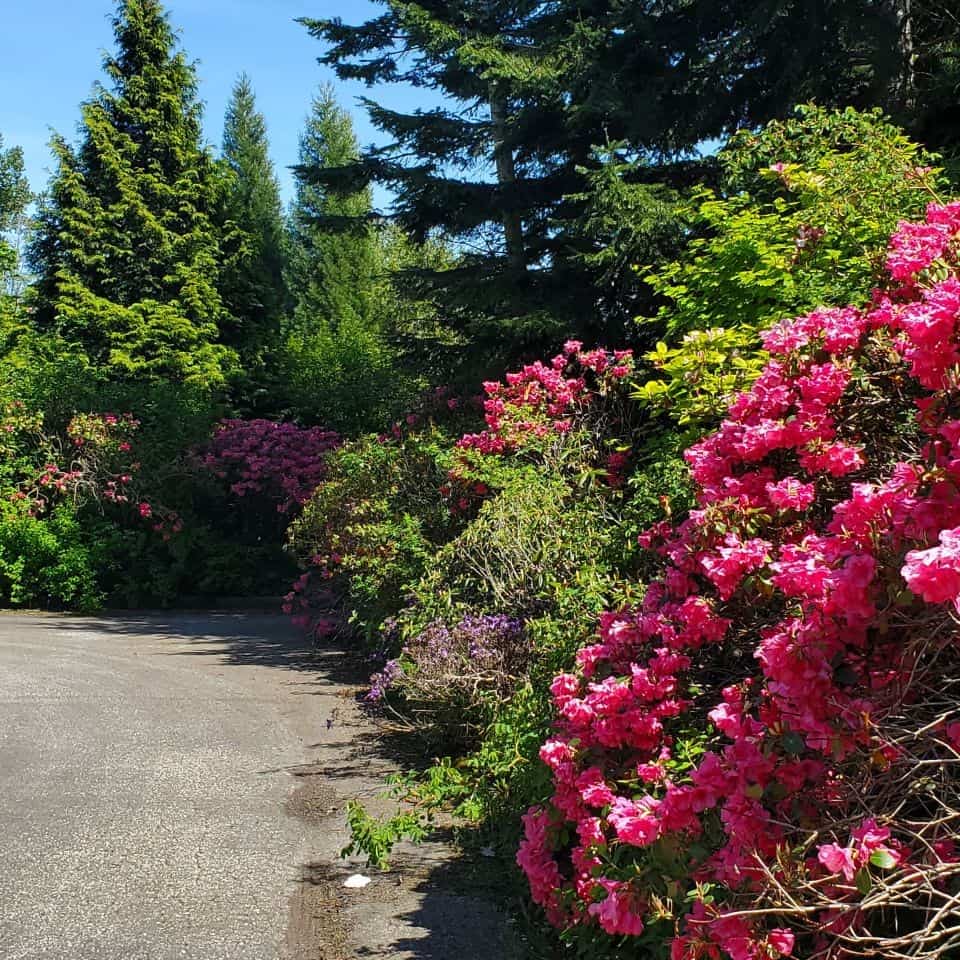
{"left": 287, "top": 391, "right": 481, "bottom": 638}
{"left": 344, "top": 351, "right": 653, "bottom": 866}
{"left": 0, "top": 502, "right": 102, "bottom": 610}
{"left": 369, "top": 614, "right": 530, "bottom": 748}
{"left": 281, "top": 313, "right": 420, "bottom": 435}
{"left": 197, "top": 419, "right": 340, "bottom": 515}
{"left": 517, "top": 202, "right": 960, "bottom": 958}
{"left": 634, "top": 106, "right": 949, "bottom": 431}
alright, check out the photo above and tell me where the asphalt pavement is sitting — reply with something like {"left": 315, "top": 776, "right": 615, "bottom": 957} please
{"left": 0, "top": 612, "right": 324, "bottom": 960}
{"left": 0, "top": 611, "right": 521, "bottom": 960}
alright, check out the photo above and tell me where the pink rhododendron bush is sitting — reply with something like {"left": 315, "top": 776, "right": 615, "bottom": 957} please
{"left": 518, "top": 203, "right": 960, "bottom": 958}
{"left": 197, "top": 418, "right": 340, "bottom": 514}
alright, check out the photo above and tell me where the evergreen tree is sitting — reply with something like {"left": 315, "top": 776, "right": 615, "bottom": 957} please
{"left": 219, "top": 73, "right": 288, "bottom": 368}
{"left": 0, "top": 136, "right": 30, "bottom": 300}
{"left": 287, "top": 85, "right": 380, "bottom": 332}
{"left": 301, "top": 1, "right": 960, "bottom": 352}
{"left": 299, "top": 2, "right": 577, "bottom": 345}
{"left": 283, "top": 86, "right": 417, "bottom": 433}
{"left": 29, "top": 0, "right": 233, "bottom": 387}
{"left": 0, "top": 135, "right": 31, "bottom": 338}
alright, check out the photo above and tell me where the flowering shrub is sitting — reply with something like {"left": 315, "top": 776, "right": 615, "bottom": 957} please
{"left": 0, "top": 404, "right": 148, "bottom": 610}
{"left": 518, "top": 203, "right": 960, "bottom": 958}
{"left": 633, "top": 106, "right": 947, "bottom": 434}
{"left": 2, "top": 407, "right": 142, "bottom": 516}
{"left": 369, "top": 614, "right": 529, "bottom": 747}
{"left": 197, "top": 419, "right": 340, "bottom": 514}
{"left": 458, "top": 341, "right": 636, "bottom": 487}
{"left": 287, "top": 392, "right": 482, "bottom": 639}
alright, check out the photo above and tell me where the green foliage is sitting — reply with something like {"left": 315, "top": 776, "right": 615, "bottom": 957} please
{"left": 301, "top": 2, "right": 957, "bottom": 348}
{"left": 410, "top": 472, "right": 632, "bottom": 624}
{"left": 645, "top": 107, "right": 945, "bottom": 339}
{"left": 283, "top": 85, "right": 420, "bottom": 432}
{"left": 0, "top": 503, "right": 103, "bottom": 611}
{"left": 28, "top": 0, "right": 235, "bottom": 388}
{"left": 0, "top": 135, "right": 31, "bottom": 331}
{"left": 341, "top": 798, "right": 431, "bottom": 871}
{"left": 568, "top": 148, "right": 685, "bottom": 335}
{"left": 635, "top": 328, "right": 767, "bottom": 429}
{"left": 281, "top": 312, "right": 418, "bottom": 435}
{"left": 218, "top": 73, "right": 288, "bottom": 385}
{"left": 288, "top": 416, "right": 473, "bottom": 637}
{"left": 635, "top": 106, "right": 947, "bottom": 429}
{"left": 287, "top": 84, "right": 379, "bottom": 331}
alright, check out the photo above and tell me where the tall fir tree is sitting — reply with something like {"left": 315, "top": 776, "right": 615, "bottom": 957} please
{"left": 299, "top": 2, "right": 574, "bottom": 346}
{"left": 283, "top": 86, "right": 416, "bottom": 433}
{"left": 219, "top": 73, "right": 288, "bottom": 369}
{"left": 301, "top": 0, "right": 960, "bottom": 352}
{"left": 0, "top": 135, "right": 31, "bottom": 336}
{"left": 287, "top": 84, "right": 380, "bottom": 332}
{"left": 28, "top": 0, "right": 233, "bottom": 387}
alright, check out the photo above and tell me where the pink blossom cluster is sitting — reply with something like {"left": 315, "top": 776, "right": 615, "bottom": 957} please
{"left": 458, "top": 341, "right": 634, "bottom": 458}
{"left": 198, "top": 419, "right": 340, "bottom": 514}
{"left": 11, "top": 411, "right": 141, "bottom": 516}
{"left": 282, "top": 569, "right": 338, "bottom": 639}
{"left": 518, "top": 202, "right": 960, "bottom": 956}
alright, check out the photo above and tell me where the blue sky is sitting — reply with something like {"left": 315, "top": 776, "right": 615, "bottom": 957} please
{"left": 0, "top": 0, "right": 438, "bottom": 209}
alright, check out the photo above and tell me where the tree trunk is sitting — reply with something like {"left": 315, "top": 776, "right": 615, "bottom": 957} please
{"left": 894, "top": 0, "right": 917, "bottom": 112}
{"left": 489, "top": 84, "right": 525, "bottom": 271}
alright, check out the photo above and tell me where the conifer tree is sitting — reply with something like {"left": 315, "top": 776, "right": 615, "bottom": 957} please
{"left": 301, "top": 0, "right": 959, "bottom": 350}
{"left": 0, "top": 136, "right": 31, "bottom": 335}
{"left": 287, "top": 85, "right": 380, "bottom": 332}
{"left": 0, "top": 137, "right": 30, "bottom": 297}
{"left": 299, "top": 2, "right": 570, "bottom": 342}
{"left": 29, "top": 0, "right": 233, "bottom": 387}
{"left": 219, "top": 74, "right": 287, "bottom": 367}
{"left": 283, "top": 86, "right": 415, "bottom": 434}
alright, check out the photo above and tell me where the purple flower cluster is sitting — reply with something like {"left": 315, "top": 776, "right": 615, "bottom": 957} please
{"left": 367, "top": 658, "right": 403, "bottom": 702}
{"left": 197, "top": 419, "right": 340, "bottom": 514}
{"left": 365, "top": 614, "right": 527, "bottom": 703}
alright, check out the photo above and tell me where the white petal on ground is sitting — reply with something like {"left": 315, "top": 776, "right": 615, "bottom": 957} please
{"left": 343, "top": 874, "right": 372, "bottom": 889}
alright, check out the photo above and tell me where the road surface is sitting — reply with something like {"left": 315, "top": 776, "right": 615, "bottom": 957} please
{"left": 0, "top": 612, "right": 520, "bottom": 960}
{"left": 0, "top": 612, "right": 329, "bottom": 960}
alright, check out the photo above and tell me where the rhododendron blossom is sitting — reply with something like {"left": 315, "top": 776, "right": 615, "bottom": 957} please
{"left": 518, "top": 203, "right": 960, "bottom": 958}
{"left": 198, "top": 419, "right": 340, "bottom": 514}
{"left": 458, "top": 342, "right": 634, "bottom": 477}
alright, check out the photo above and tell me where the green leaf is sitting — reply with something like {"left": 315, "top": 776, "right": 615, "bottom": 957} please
{"left": 855, "top": 867, "right": 873, "bottom": 895}
{"left": 869, "top": 849, "right": 898, "bottom": 870}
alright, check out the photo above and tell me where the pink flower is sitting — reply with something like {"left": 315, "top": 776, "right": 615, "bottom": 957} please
{"left": 587, "top": 879, "right": 645, "bottom": 936}
{"left": 817, "top": 842, "right": 857, "bottom": 881}
{"left": 902, "top": 526, "right": 960, "bottom": 607}
{"left": 608, "top": 797, "right": 660, "bottom": 846}
{"left": 768, "top": 929, "right": 795, "bottom": 956}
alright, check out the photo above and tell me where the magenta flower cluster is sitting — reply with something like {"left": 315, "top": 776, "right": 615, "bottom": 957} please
{"left": 517, "top": 202, "right": 960, "bottom": 957}
{"left": 198, "top": 419, "right": 340, "bottom": 514}
{"left": 459, "top": 341, "right": 634, "bottom": 459}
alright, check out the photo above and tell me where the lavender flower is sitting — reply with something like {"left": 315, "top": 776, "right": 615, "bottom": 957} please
{"left": 367, "top": 658, "right": 403, "bottom": 701}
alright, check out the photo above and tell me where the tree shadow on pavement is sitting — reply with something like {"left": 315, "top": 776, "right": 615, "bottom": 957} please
{"left": 290, "top": 847, "right": 526, "bottom": 960}
{"left": 49, "top": 611, "right": 365, "bottom": 679}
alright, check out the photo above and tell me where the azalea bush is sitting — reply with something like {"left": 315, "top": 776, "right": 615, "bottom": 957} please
{"left": 456, "top": 341, "right": 638, "bottom": 488}
{"left": 101, "top": 417, "right": 340, "bottom": 607}
{"left": 0, "top": 401, "right": 147, "bottom": 609}
{"left": 197, "top": 418, "right": 340, "bottom": 516}
{"left": 518, "top": 203, "right": 960, "bottom": 959}
{"left": 341, "top": 346, "right": 659, "bottom": 865}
